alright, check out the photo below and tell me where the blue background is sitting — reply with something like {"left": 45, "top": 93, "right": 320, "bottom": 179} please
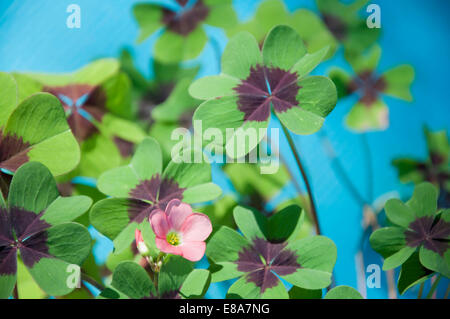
{"left": 1, "top": 0, "right": 449, "bottom": 298}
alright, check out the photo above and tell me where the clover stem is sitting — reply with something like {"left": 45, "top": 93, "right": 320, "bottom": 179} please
{"left": 361, "top": 133, "right": 374, "bottom": 203}
{"left": 417, "top": 282, "right": 425, "bottom": 299}
{"left": 426, "top": 275, "right": 442, "bottom": 299}
{"left": 81, "top": 273, "right": 105, "bottom": 292}
{"left": 280, "top": 123, "right": 321, "bottom": 235}
{"left": 13, "top": 284, "right": 18, "bottom": 299}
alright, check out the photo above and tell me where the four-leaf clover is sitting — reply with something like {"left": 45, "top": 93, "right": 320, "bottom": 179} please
{"left": 190, "top": 25, "right": 337, "bottom": 158}
{"left": 0, "top": 162, "right": 92, "bottom": 298}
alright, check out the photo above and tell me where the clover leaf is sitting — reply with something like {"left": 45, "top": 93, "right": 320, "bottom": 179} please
{"left": 329, "top": 45, "right": 415, "bottom": 132}
{"left": 229, "top": 0, "right": 338, "bottom": 59}
{"left": 316, "top": 0, "right": 380, "bottom": 54}
{"left": 0, "top": 72, "right": 80, "bottom": 186}
{"left": 370, "top": 183, "right": 450, "bottom": 278}
{"left": 393, "top": 127, "right": 449, "bottom": 209}
{"left": 90, "top": 137, "right": 222, "bottom": 253}
{"left": 0, "top": 162, "right": 92, "bottom": 298}
{"left": 206, "top": 205, "right": 336, "bottom": 298}
{"left": 133, "top": 0, "right": 237, "bottom": 64}
{"left": 190, "top": 25, "right": 337, "bottom": 158}
{"left": 109, "top": 257, "right": 210, "bottom": 299}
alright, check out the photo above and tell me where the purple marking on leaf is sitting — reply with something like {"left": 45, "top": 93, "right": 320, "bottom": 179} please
{"left": 348, "top": 70, "right": 387, "bottom": 106}
{"left": 0, "top": 130, "right": 31, "bottom": 172}
{"left": 162, "top": 0, "right": 209, "bottom": 36}
{"left": 44, "top": 84, "right": 106, "bottom": 141}
{"left": 19, "top": 231, "right": 51, "bottom": 268}
{"left": 0, "top": 246, "right": 17, "bottom": 275}
{"left": 234, "top": 65, "right": 301, "bottom": 122}
{"left": 322, "top": 14, "right": 347, "bottom": 41}
{"left": 128, "top": 175, "right": 185, "bottom": 223}
{"left": 113, "top": 137, "right": 135, "bottom": 158}
{"left": 405, "top": 216, "right": 450, "bottom": 256}
{"left": 10, "top": 208, "right": 50, "bottom": 241}
{"left": 0, "top": 208, "right": 14, "bottom": 246}
{"left": 236, "top": 238, "right": 300, "bottom": 293}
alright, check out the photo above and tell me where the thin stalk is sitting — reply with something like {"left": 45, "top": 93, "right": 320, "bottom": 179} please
{"left": 361, "top": 133, "right": 374, "bottom": 203}
{"left": 13, "top": 284, "right": 19, "bottom": 299}
{"left": 417, "top": 282, "right": 425, "bottom": 299}
{"left": 81, "top": 273, "right": 105, "bottom": 292}
{"left": 426, "top": 275, "right": 442, "bottom": 299}
{"left": 444, "top": 283, "right": 450, "bottom": 299}
{"left": 280, "top": 123, "right": 321, "bottom": 234}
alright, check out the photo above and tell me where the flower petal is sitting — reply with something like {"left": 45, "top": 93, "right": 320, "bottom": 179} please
{"left": 150, "top": 210, "right": 169, "bottom": 238}
{"left": 181, "top": 213, "right": 212, "bottom": 242}
{"left": 180, "top": 241, "right": 206, "bottom": 262}
{"left": 155, "top": 237, "right": 182, "bottom": 256}
{"left": 166, "top": 199, "right": 193, "bottom": 231}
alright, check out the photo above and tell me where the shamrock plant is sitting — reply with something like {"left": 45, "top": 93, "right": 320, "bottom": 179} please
{"left": 316, "top": 0, "right": 380, "bottom": 54}
{"left": 370, "top": 183, "right": 450, "bottom": 280}
{"left": 105, "top": 256, "right": 210, "bottom": 299}
{"left": 190, "top": 25, "right": 337, "bottom": 158}
{"left": 0, "top": 162, "right": 92, "bottom": 298}
{"left": 133, "top": 0, "right": 237, "bottom": 63}
{"left": 206, "top": 205, "right": 336, "bottom": 298}
{"left": 393, "top": 127, "right": 449, "bottom": 208}
{"left": 289, "top": 285, "right": 363, "bottom": 299}
{"left": 0, "top": 73, "right": 80, "bottom": 195}
{"left": 90, "top": 137, "right": 222, "bottom": 253}
{"left": 329, "top": 45, "right": 415, "bottom": 131}
{"left": 229, "top": 0, "right": 338, "bottom": 58}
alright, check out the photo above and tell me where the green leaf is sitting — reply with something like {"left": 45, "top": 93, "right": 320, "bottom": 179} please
{"left": 262, "top": 25, "right": 306, "bottom": 70}
{"left": 16, "top": 258, "right": 45, "bottom": 299}
{"left": 158, "top": 255, "right": 194, "bottom": 297}
{"left": 324, "top": 286, "right": 363, "bottom": 299}
{"left": 28, "top": 222, "right": 91, "bottom": 296}
{"left": 345, "top": 100, "right": 388, "bottom": 132}
{"left": 281, "top": 236, "right": 336, "bottom": 289}
{"left": 8, "top": 162, "right": 59, "bottom": 214}
{"left": 290, "top": 46, "right": 329, "bottom": 79}
{"left": 205, "top": 3, "right": 237, "bottom": 30}
{"left": 384, "top": 198, "right": 416, "bottom": 228}
{"left": 397, "top": 252, "right": 433, "bottom": 295}
{"left": 154, "top": 28, "right": 207, "bottom": 63}
{"left": 0, "top": 72, "right": 17, "bottom": 128}
{"left": 382, "top": 65, "right": 414, "bottom": 101}
{"left": 233, "top": 206, "right": 267, "bottom": 241}
{"left": 181, "top": 183, "right": 222, "bottom": 204}
{"left": 288, "top": 286, "right": 322, "bottom": 299}
{"left": 206, "top": 226, "right": 250, "bottom": 264}
{"left": 133, "top": 4, "right": 163, "bottom": 43}
{"left": 267, "top": 205, "right": 304, "bottom": 243}
{"left": 346, "top": 45, "right": 381, "bottom": 74}
{"left": 180, "top": 269, "right": 211, "bottom": 299}
{"left": 97, "top": 137, "right": 162, "bottom": 198}
{"left": 382, "top": 246, "right": 416, "bottom": 270}
{"left": 2, "top": 93, "right": 80, "bottom": 175}
{"left": 406, "top": 182, "right": 438, "bottom": 217}
{"left": 222, "top": 32, "right": 262, "bottom": 79}
{"left": 296, "top": 76, "right": 337, "bottom": 118}
{"left": 42, "top": 195, "right": 92, "bottom": 226}
{"left": 419, "top": 246, "right": 450, "bottom": 278}
{"left": 209, "top": 261, "right": 243, "bottom": 282}
{"left": 189, "top": 74, "right": 240, "bottom": 100}
{"left": 226, "top": 275, "right": 288, "bottom": 299}
{"left": 369, "top": 227, "right": 406, "bottom": 258}
{"left": 329, "top": 67, "right": 352, "bottom": 99}
{"left": 112, "top": 261, "right": 156, "bottom": 299}
{"left": 0, "top": 273, "right": 16, "bottom": 299}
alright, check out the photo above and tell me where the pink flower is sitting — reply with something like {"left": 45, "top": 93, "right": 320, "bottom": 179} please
{"left": 150, "top": 199, "right": 212, "bottom": 262}
{"left": 135, "top": 229, "right": 149, "bottom": 256}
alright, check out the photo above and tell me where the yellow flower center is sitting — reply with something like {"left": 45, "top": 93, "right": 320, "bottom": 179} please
{"left": 166, "top": 232, "right": 180, "bottom": 246}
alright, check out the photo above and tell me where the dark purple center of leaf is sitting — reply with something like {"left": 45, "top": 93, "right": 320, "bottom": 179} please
{"left": 234, "top": 65, "right": 301, "bottom": 122}
{"left": 127, "top": 174, "right": 185, "bottom": 223}
{"left": 0, "top": 207, "right": 52, "bottom": 273}
{"left": 348, "top": 70, "right": 386, "bottom": 106}
{"left": 405, "top": 216, "right": 450, "bottom": 256}
{"left": 162, "top": 0, "right": 209, "bottom": 36}
{"left": 236, "top": 238, "right": 300, "bottom": 293}
{"left": 113, "top": 137, "right": 135, "bottom": 158}
{"left": 322, "top": 14, "right": 348, "bottom": 41}
{"left": 0, "top": 130, "right": 31, "bottom": 172}
{"left": 44, "top": 84, "right": 106, "bottom": 141}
